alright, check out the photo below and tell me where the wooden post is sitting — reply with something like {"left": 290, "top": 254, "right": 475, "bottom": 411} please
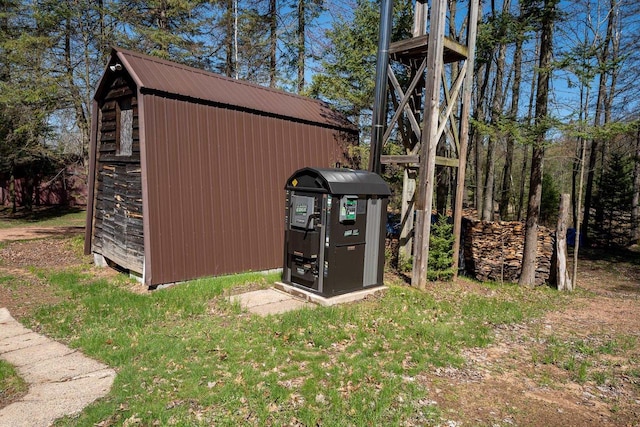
{"left": 411, "top": 0, "right": 447, "bottom": 289}
{"left": 555, "top": 194, "right": 573, "bottom": 291}
{"left": 413, "top": 0, "right": 427, "bottom": 37}
{"left": 399, "top": 2, "right": 426, "bottom": 263}
{"left": 399, "top": 168, "right": 416, "bottom": 261}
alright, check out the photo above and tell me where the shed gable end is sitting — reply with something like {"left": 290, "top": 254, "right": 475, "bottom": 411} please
{"left": 91, "top": 71, "right": 144, "bottom": 273}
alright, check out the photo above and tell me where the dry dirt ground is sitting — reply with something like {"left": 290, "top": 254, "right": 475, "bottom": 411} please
{"left": 416, "top": 253, "right": 640, "bottom": 427}
{"left": 0, "top": 227, "right": 639, "bottom": 426}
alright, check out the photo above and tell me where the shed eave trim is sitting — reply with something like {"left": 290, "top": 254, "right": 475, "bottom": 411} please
{"left": 117, "top": 51, "right": 146, "bottom": 90}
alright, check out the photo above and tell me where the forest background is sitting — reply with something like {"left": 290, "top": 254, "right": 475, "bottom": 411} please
{"left": 1, "top": 0, "right": 639, "bottom": 247}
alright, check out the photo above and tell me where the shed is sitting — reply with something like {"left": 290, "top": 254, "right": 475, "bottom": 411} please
{"left": 84, "top": 47, "right": 357, "bottom": 287}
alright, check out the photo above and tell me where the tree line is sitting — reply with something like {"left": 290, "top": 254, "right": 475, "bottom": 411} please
{"left": 2, "top": 0, "right": 639, "bottom": 250}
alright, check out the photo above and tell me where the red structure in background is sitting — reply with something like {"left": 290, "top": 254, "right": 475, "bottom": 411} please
{"left": 0, "top": 163, "right": 87, "bottom": 208}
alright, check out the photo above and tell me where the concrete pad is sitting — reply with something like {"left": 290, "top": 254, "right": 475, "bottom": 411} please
{"left": 250, "top": 299, "right": 312, "bottom": 316}
{"left": 1, "top": 340, "right": 74, "bottom": 367}
{"left": 274, "top": 282, "right": 387, "bottom": 307}
{"left": 228, "top": 288, "right": 314, "bottom": 316}
{"left": 0, "top": 331, "right": 51, "bottom": 354}
{"left": 230, "top": 288, "right": 291, "bottom": 308}
{"left": 230, "top": 284, "right": 386, "bottom": 317}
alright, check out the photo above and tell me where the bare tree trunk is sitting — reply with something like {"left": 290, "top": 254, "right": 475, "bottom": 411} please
{"left": 572, "top": 18, "right": 591, "bottom": 233}
{"left": 473, "top": 62, "right": 491, "bottom": 214}
{"left": 520, "top": 145, "right": 544, "bottom": 286}
{"left": 98, "top": 0, "right": 109, "bottom": 53}
{"left": 583, "top": 0, "right": 615, "bottom": 243}
{"left": 572, "top": 83, "right": 589, "bottom": 230}
{"left": 597, "top": 0, "right": 620, "bottom": 229}
{"left": 553, "top": 194, "right": 573, "bottom": 291}
{"left": 481, "top": 134, "right": 496, "bottom": 220}
{"left": 269, "top": 0, "right": 277, "bottom": 87}
{"left": 499, "top": 14, "right": 524, "bottom": 220}
{"left": 573, "top": 130, "right": 588, "bottom": 285}
{"left": 65, "top": 17, "right": 90, "bottom": 162}
{"left": 10, "top": 168, "right": 16, "bottom": 214}
{"left": 632, "top": 123, "right": 640, "bottom": 244}
{"left": 297, "top": 0, "right": 305, "bottom": 92}
{"left": 582, "top": 107, "right": 601, "bottom": 242}
{"left": 517, "top": 144, "right": 528, "bottom": 220}
{"left": 156, "top": 0, "right": 169, "bottom": 49}
{"left": 81, "top": 17, "right": 93, "bottom": 163}
{"left": 519, "top": 0, "right": 556, "bottom": 287}
{"left": 482, "top": 0, "right": 509, "bottom": 221}
{"left": 517, "top": 34, "right": 539, "bottom": 221}
{"left": 572, "top": 137, "right": 582, "bottom": 227}
{"left": 224, "top": 0, "right": 234, "bottom": 78}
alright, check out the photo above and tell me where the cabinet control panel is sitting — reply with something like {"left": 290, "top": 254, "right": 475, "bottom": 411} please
{"left": 290, "top": 195, "right": 316, "bottom": 229}
{"left": 339, "top": 195, "right": 358, "bottom": 223}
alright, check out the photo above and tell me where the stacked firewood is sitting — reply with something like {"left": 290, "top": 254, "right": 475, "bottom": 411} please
{"left": 462, "top": 218, "right": 554, "bottom": 286}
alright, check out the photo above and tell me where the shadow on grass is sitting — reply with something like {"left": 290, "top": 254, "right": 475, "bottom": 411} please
{"left": 28, "top": 226, "right": 86, "bottom": 237}
{"left": 573, "top": 246, "right": 640, "bottom": 295}
{"left": 0, "top": 205, "right": 85, "bottom": 223}
{"left": 576, "top": 246, "right": 640, "bottom": 266}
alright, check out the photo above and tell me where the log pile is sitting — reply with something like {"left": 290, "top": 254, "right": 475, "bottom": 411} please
{"left": 462, "top": 217, "right": 554, "bottom": 286}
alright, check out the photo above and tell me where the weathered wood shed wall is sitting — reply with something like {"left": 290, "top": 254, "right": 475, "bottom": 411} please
{"left": 85, "top": 47, "right": 357, "bottom": 287}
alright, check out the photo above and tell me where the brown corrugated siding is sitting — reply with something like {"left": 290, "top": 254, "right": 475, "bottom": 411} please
{"left": 143, "top": 94, "right": 348, "bottom": 286}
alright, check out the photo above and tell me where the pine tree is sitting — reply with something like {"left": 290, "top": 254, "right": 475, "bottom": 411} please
{"left": 308, "top": 0, "right": 412, "bottom": 122}
{"left": 0, "top": 0, "right": 64, "bottom": 211}
{"left": 308, "top": 0, "right": 379, "bottom": 122}
{"left": 427, "top": 215, "right": 455, "bottom": 281}
{"left": 539, "top": 172, "right": 560, "bottom": 226}
{"left": 110, "top": 0, "right": 211, "bottom": 66}
{"left": 593, "top": 151, "right": 633, "bottom": 244}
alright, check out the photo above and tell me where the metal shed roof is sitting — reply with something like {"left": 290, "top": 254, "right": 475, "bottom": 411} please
{"left": 286, "top": 167, "right": 391, "bottom": 196}
{"left": 97, "top": 47, "right": 356, "bottom": 131}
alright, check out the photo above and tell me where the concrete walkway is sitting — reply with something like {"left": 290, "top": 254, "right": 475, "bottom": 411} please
{"left": 0, "top": 308, "right": 116, "bottom": 427}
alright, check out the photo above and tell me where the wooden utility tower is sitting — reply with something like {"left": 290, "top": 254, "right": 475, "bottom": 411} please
{"left": 370, "top": 0, "right": 479, "bottom": 288}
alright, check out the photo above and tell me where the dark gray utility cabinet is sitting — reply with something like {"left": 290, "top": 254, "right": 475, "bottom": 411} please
{"left": 283, "top": 168, "right": 391, "bottom": 297}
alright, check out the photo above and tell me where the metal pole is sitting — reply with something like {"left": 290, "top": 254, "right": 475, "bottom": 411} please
{"left": 368, "top": 0, "right": 394, "bottom": 174}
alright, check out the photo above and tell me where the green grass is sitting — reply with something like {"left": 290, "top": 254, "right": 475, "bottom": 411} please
{"left": 533, "top": 334, "right": 638, "bottom": 385}
{"left": 8, "top": 269, "right": 570, "bottom": 427}
{"left": 0, "top": 359, "right": 28, "bottom": 406}
{"left": 0, "top": 274, "right": 20, "bottom": 288}
{"left": 0, "top": 206, "right": 86, "bottom": 229}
